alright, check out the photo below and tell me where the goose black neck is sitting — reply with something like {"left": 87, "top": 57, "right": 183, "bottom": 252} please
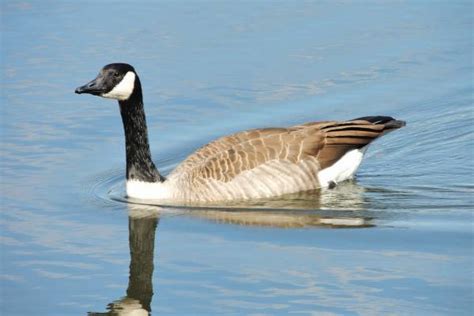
{"left": 118, "top": 78, "right": 164, "bottom": 183}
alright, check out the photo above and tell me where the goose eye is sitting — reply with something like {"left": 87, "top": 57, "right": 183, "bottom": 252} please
{"left": 113, "top": 72, "right": 120, "bottom": 78}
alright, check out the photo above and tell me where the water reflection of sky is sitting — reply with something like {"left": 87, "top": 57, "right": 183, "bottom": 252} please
{"left": 1, "top": 1, "right": 473, "bottom": 315}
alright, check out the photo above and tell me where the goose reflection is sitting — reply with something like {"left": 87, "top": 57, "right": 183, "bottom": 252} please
{"left": 88, "top": 207, "right": 159, "bottom": 316}
{"left": 159, "top": 180, "right": 374, "bottom": 228}
{"left": 187, "top": 181, "right": 374, "bottom": 228}
{"left": 90, "top": 181, "right": 376, "bottom": 314}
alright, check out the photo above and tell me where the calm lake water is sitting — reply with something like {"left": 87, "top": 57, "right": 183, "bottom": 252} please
{"left": 1, "top": 1, "right": 473, "bottom": 315}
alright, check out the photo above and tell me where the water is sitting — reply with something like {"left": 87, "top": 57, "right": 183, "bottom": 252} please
{"left": 1, "top": 1, "right": 473, "bottom": 315}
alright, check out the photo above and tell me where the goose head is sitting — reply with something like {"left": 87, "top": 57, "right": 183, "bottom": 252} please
{"left": 75, "top": 63, "right": 139, "bottom": 101}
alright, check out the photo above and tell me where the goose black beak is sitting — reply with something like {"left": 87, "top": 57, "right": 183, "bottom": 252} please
{"left": 75, "top": 78, "right": 103, "bottom": 95}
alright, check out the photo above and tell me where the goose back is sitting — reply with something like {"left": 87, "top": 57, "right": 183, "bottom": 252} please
{"left": 165, "top": 117, "right": 403, "bottom": 202}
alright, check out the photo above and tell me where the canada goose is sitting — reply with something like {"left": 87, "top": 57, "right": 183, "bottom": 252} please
{"left": 75, "top": 63, "right": 405, "bottom": 203}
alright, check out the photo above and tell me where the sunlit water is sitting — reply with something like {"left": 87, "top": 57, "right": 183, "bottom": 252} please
{"left": 1, "top": 1, "right": 473, "bottom": 315}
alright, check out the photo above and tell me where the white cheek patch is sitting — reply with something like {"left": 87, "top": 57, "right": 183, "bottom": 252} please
{"left": 102, "top": 71, "right": 136, "bottom": 101}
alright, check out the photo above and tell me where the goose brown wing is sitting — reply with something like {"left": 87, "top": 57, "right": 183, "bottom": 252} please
{"left": 316, "top": 120, "right": 384, "bottom": 168}
{"left": 314, "top": 116, "right": 405, "bottom": 168}
{"left": 171, "top": 117, "right": 404, "bottom": 183}
{"left": 171, "top": 127, "right": 325, "bottom": 182}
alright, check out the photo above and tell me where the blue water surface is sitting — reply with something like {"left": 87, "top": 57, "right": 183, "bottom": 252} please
{"left": 1, "top": 1, "right": 473, "bottom": 315}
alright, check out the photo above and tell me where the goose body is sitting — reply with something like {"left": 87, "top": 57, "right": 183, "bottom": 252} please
{"left": 76, "top": 63, "right": 405, "bottom": 203}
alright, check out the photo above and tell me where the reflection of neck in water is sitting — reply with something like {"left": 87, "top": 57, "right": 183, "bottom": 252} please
{"left": 127, "top": 213, "right": 157, "bottom": 311}
{"left": 88, "top": 208, "right": 158, "bottom": 316}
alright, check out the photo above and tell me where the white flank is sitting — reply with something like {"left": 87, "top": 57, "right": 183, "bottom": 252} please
{"left": 102, "top": 71, "right": 136, "bottom": 101}
{"left": 317, "top": 148, "right": 366, "bottom": 187}
{"left": 126, "top": 180, "right": 175, "bottom": 200}
{"left": 127, "top": 148, "right": 367, "bottom": 201}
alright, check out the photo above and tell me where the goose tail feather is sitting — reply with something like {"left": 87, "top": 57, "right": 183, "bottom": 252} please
{"left": 352, "top": 115, "right": 406, "bottom": 133}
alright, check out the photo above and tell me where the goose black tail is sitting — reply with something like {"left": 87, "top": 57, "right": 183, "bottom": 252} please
{"left": 352, "top": 115, "right": 406, "bottom": 132}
